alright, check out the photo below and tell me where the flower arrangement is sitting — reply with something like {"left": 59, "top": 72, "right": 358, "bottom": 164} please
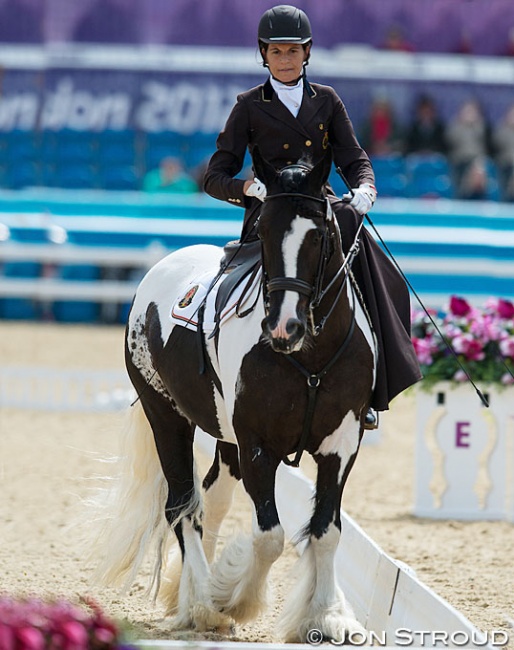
{"left": 0, "top": 596, "right": 136, "bottom": 650}
{"left": 411, "top": 295, "right": 514, "bottom": 389}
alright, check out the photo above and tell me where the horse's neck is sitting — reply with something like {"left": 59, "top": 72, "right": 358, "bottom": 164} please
{"left": 312, "top": 249, "right": 354, "bottom": 344}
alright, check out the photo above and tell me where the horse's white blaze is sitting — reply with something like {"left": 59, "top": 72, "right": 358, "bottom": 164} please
{"left": 270, "top": 215, "right": 316, "bottom": 340}
{"left": 315, "top": 410, "right": 361, "bottom": 484}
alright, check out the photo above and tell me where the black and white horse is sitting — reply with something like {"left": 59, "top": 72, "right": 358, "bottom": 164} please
{"left": 93, "top": 150, "right": 377, "bottom": 643}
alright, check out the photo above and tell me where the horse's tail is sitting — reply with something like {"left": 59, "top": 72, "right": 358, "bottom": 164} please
{"left": 87, "top": 400, "right": 169, "bottom": 593}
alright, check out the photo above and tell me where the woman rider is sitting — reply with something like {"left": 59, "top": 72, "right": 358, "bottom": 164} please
{"left": 204, "top": 5, "right": 422, "bottom": 427}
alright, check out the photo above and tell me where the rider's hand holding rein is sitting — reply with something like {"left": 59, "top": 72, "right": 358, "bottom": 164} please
{"left": 343, "top": 183, "right": 377, "bottom": 215}
{"left": 244, "top": 178, "right": 267, "bottom": 202}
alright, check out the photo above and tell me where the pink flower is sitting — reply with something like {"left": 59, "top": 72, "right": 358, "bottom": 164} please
{"left": 497, "top": 298, "right": 514, "bottom": 320}
{"left": 452, "top": 333, "right": 485, "bottom": 361}
{"left": 412, "top": 337, "right": 434, "bottom": 365}
{"left": 16, "top": 626, "right": 46, "bottom": 650}
{"left": 449, "top": 295, "right": 471, "bottom": 317}
{"left": 0, "top": 623, "right": 15, "bottom": 650}
{"left": 453, "top": 369, "right": 468, "bottom": 382}
{"left": 499, "top": 336, "right": 514, "bottom": 359}
{"left": 59, "top": 620, "right": 89, "bottom": 650}
{"left": 501, "top": 372, "right": 514, "bottom": 385}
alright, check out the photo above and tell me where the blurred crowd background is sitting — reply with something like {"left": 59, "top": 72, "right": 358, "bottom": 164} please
{"left": 2, "top": 0, "right": 514, "bottom": 55}
{"left": 1, "top": 0, "right": 514, "bottom": 202}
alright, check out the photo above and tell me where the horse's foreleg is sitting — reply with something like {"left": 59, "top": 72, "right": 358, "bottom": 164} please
{"left": 202, "top": 440, "right": 241, "bottom": 563}
{"left": 278, "top": 414, "right": 366, "bottom": 643}
{"left": 210, "top": 445, "right": 284, "bottom": 623}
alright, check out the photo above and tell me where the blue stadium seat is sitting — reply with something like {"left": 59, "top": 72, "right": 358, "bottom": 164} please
{"left": 408, "top": 173, "right": 453, "bottom": 199}
{"left": 377, "top": 173, "right": 408, "bottom": 197}
{"left": 0, "top": 261, "right": 42, "bottom": 320}
{"left": 98, "top": 165, "right": 139, "bottom": 190}
{"left": 100, "top": 128, "right": 136, "bottom": 145}
{"left": 51, "top": 164, "right": 96, "bottom": 189}
{"left": 371, "top": 154, "right": 406, "bottom": 177}
{"left": 405, "top": 153, "right": 450, "bottom": 177}
{"left": 406, "top": 153, "right": 453, "bottom": 198}
{"left": 98, "top": 142, "right": 135, "bottom": 166}
{"left": 52, "top": 264, "right": 101, "bottom": 323}
{"left": 4, "top": 162, "right": 39, "bottom": 189}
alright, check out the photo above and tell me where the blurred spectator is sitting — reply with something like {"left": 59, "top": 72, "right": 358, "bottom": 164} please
{"left": 444, "top": 99, "right": 493, "bottom": 198}
{"left": 492, "top": 104, "right": 514, "bottom": 201}
{"left": 359, "top": 96, "right": 404, "bottom": 157}
{"left": 458, "top": 159, "right": 489, "bottom": 201}
{"left": 502, "top": 26, "right": 514, "bottom": 57}
{"left": 0, "top": 0, "right": 43, "bottom": 43}
{"left": 454, "top": 28, "right": 473, "bottom": 55}
{"left": 73, "top": 0, "right": 138, "bottom": 44}
{"left": 143, "top": 157, "right": 199, "bottom": 194}
{"left": 405, "top": 94, "right": 447, "bottom": 155}
{"left": 381, "top": 25, "right": 415, "bottom": 52}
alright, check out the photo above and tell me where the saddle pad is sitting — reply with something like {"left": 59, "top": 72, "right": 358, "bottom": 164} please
{"left": 170, "top": 267, "right": 261, "bottom": 335}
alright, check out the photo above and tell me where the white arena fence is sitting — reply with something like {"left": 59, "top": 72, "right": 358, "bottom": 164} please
{"left": 0, "top": 366, "right": 133, "bottom": 412}
{"left": 0, "top": 366, "right": 497, "bottom": 649}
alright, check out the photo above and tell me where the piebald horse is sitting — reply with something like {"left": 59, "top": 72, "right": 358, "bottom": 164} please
{"left": 93, "top": 149, "right": 377, "bottom": 643}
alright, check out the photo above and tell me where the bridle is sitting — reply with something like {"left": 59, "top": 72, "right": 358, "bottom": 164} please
{"left": 260, "top": 177, "right": 366, "bottom": 468}
{"left": 262, "top": 187, "right": 363, "bottom": 336}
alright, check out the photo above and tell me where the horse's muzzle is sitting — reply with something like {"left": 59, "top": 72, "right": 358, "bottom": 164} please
{"left": 261, "top": 316, "right": 306, "bottom": 353}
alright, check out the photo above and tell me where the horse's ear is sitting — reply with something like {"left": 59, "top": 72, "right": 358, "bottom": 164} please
{"left": 308, "top": 148, "right": 333, "bottom": 192}
{"left": 251, "top": 146, "right": 277, "bottom": 187}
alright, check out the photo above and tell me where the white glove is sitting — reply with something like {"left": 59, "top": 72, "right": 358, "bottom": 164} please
{"left": 244, "top": 177, "right": 267, "bottom": 202}
{"left": 343, "top": 182, "right": 377, "bottom": 215}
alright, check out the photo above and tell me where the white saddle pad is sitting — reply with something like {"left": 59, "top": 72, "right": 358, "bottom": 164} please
{"left": 170, "top": 267, "right": 261, "bottom": 335}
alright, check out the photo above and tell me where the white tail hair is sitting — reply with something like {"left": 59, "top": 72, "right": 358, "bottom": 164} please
{"left": 87, "top": 400, "right": 170, "bottom": 593}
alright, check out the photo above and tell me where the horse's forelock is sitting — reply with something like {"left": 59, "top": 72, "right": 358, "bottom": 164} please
{"left": 279, "top": 164, "right": 310, "bottom": 194}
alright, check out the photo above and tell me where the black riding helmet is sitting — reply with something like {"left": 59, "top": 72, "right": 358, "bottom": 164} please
{"left": 258, "top": 5, "right": 312, "bottom": 44}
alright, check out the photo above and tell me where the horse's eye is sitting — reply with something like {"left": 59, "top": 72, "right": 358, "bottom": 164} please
{"left": 311, "top": 229, "right": 323, "bottom": 245}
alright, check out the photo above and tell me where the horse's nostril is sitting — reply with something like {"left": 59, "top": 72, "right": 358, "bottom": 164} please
{"left": 286, "top": 319, "right": 305, "bottom": 339}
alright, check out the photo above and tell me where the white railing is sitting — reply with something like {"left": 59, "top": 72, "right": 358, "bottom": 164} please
{"left": 0, "top": 367, "right": 133, "bottom": 411}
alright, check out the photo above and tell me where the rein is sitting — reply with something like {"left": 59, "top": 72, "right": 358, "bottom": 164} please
{"left": 283, "top": 286, "right": 357, "bottom": 468}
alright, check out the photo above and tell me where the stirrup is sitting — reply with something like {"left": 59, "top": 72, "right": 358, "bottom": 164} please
{"left": 364, "top": 408, "right": 379, "bottom": 431}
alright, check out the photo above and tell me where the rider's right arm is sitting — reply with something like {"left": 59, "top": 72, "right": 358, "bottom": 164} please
{"left": 203, "top": 95, "right": 251, "bottom": 208}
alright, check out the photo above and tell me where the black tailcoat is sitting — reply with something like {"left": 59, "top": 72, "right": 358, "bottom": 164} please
{"left": 204, "top": 78, "right": 422, "bottom": 410}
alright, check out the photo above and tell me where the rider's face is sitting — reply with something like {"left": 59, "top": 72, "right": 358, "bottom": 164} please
{"left": 262, "top": 43, "right": 310, "bottom": 84}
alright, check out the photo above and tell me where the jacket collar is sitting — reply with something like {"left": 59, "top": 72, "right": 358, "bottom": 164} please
{"left": 258, "top": 77, "right": 323, "bottom": 138}
{"left": 261, "top": 76, "right": 316, "bottom": 102}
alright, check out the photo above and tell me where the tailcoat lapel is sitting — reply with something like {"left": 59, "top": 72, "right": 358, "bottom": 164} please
{"left": 256, "top": 78, "right": 328, "bottom": 139}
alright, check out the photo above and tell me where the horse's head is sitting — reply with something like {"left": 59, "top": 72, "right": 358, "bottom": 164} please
{"left": 252, "top": 147, "right": 334, "bottom": 354}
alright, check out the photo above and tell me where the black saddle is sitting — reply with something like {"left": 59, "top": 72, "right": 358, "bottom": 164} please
{"left": 214, "top": 239, "right": 262, "bottom": 324}
{"left": 197, "top": 239, "right": 262, "bottom": 395}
